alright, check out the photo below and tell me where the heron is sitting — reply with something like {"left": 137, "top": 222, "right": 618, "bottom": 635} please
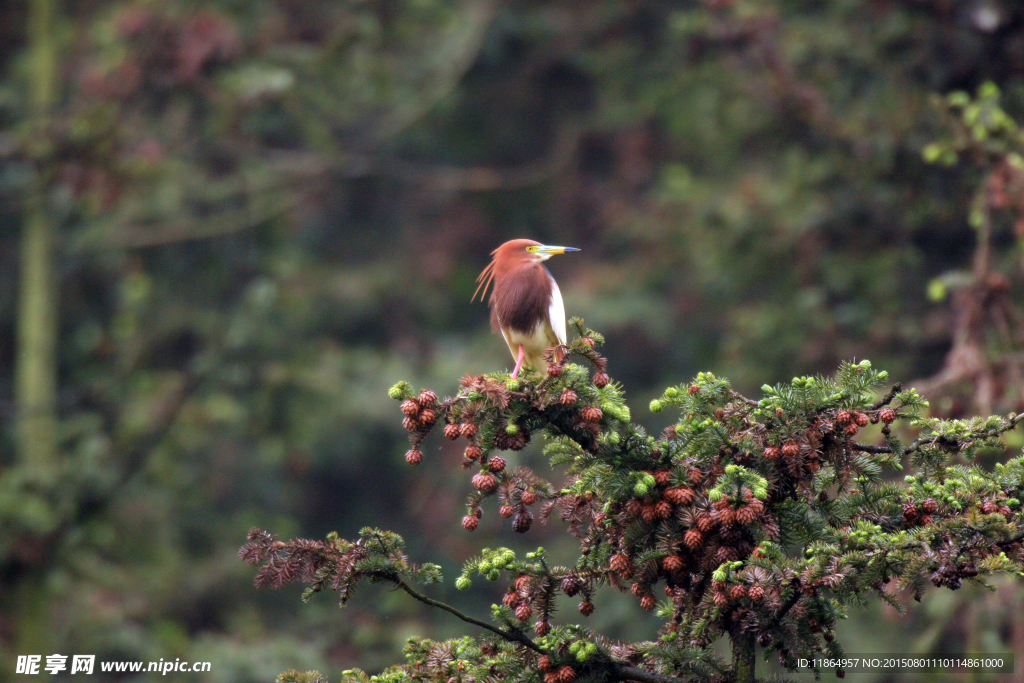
{"left": 473, "top": 239, "right": 579, "bottom": 379}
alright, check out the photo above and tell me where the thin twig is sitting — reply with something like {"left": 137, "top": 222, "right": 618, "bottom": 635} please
{"left": 870, "top": 383, "right": 903, "bottom": 410}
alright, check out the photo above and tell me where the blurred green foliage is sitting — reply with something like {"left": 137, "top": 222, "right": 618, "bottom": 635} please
{"left": 0, "top": 0, "right": 1023, "bottom": 681}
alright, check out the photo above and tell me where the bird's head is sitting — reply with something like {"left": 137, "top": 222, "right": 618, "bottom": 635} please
{"left": 472, "top": 239, "right": 579, "bottom": 302}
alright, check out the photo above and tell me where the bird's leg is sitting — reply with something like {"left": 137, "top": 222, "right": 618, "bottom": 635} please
{"left": 511, "top": 344, "right": 526, "bottom": 379}
{"left": 555, "top": 345, "right": 565, "bottom": 363}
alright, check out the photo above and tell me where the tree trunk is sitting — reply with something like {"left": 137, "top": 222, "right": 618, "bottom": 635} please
{"left": 732, "top": 631, "right": 755, "bottom": 683}
{"left": 17, "top": 0, "right": 59, "bottom": 471}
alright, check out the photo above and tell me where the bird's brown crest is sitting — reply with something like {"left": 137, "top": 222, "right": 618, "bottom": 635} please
{"left": 471, "top": 239, "right": 542, "bottom": 304}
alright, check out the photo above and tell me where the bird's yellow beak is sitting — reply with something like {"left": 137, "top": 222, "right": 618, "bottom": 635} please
{"left": 536, "top": 245, "right": 580, "bottom": 256}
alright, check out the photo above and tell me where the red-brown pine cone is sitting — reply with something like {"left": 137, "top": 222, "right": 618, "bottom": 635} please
{"left": 472, "top": 472, "right": 497, "bottom": 492}
{"left": 919, "top": 514, "right": 933, "bottom": 525}
{"left": 515, "top": 603, "right": 533, "bottom": 621}
{"left": 465, "top": 445, "right": 483, "bottom": 461}
{"left": 844, "top": 422, "right": 859, "bottom": 435}
{"left": 689, "top": 467, "right": 703, "bottom": 484}
{"left": 1000, "top": 505, "right": 1013, "bottom": 520}
{"left": 855, "top": 412, "right": 870, "bottom": 427}
{"left": 402, "top": 417, "right": 419, "bottom": 431}
{"left": 544, "top": 673, "right": 559, "bottom": 683}
{"left": 537, "top": 656, "right": 552, "bottom": 672}
{"left": 641, "top": 505, "right": 658, "bottom": 524}
{"left": 902, "top": 503, "right": 919, "bottom": 521}
{"left": 696, "top": 515, "right": 715, "bottom": 533}
{"left": 496, "top": 504, "right": 515, "bottom": 519}
{"left": 665, "top": 487, "right": 694, "bottom": 505}
{"left": 503, "top": 591, "right": 520, "bottom": 608}
{"left": 521, "top": 490, "right": 537, "bottom": 505}
{"left": 489, "top": 456, "right": 506, "bottom": 472}
{"left": 688, "top": 384, "right": 700, "bottom": 395}
{"left": 609, "top": 553, "right": 632, "bottom": 575}
{"left": 718, "top": 507, "right": 737, "bottom": 526}
{"left": 763, "top": 446, "right": 781, "bottom": 461}
{"left": 514, "top": 574, "right": 532, "bottom": 591}
{"left": 630, "top": 581, "right": 648, "bottom": 597}
{"left": 547, "top": 363, "right": 564, "bottom": 377}
{"left": 444, "top": 423, "right": 461, "bottom": 440}
{"left": 581, "top": 406, "right": 603, "bottom": 423}
{"left": 592, "top": 372, "right": 610, "bottom": 388}
{"left": 782, "top": 441, "right": 800, "bottom": 457}
{"left": 713, "top": 592, "right": 729, "bottom": 607}
{"left": 405, "top": 449, "right": 423, "bottom": 465}
{"left": 662, "top": 555, "right": 684, "bottom": 573}
{"left": 418, "top": 409, "right": 437, "bottom": 426}
{"left": 655, "top": 500, "right": 673, "bottom": 518}
{"left": 736, "top": 504, "right": 758, "bottom": 525}
{"left": 748, "top": 585, "right": 765, "bottom": 601}
{"left": 653, "top": 470, "right": 672, "bottom": 486}
{"left": 512, "top": 510, "right": 533, "bottom": 533}
{"left": 417, "top": 390, "right": 437, "bottom": 408}
{"left": 922, "top": 498, "right": 939, "bottom": 514}
{"left": 683, "top": 529, "right": 703, "bottom": 549}
{"left": 729, "top": 584, "right": 747, "bottom": 600}
{"left": 462, "top": 515, "right": 479, "bottom": 531}
{"left": 460, "top": 422, "right": 478, "bottom": 438}
{"left": 625, "top": 499, "right": 643, "bottom": 516}
{"left": 401, "top": 400, "right": 420, "bottom": 418}
{"left": 879, "top": 408, "right": 896, "bottom": 424}
{"left": 534, "top": 620, "right": 551, "bottom": 636}
{"left": 557, "top": 666, "right": 576, "bottom": 683}
{"left": 836, "top": 410, "right": 853, "bottom": 425}
{"left": 640, "top": 595, "right": 656, "bottom": 611}
{"left": 560, "top": 389, "right": 578, "bottom": 405}
{"left": 561, "top": 576, "right": 582, "bottom": 596}
{"left": 579, "top": 600, "right": 594, "bottom": 616}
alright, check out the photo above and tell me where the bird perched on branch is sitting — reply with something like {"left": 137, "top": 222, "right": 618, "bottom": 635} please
{"left": 473, "top": 239, "right": 579, "bottom": 378}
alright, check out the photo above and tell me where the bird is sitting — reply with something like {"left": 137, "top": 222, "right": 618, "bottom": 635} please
{"left": 472, "top": 239, "right": 579, "bottom": 379}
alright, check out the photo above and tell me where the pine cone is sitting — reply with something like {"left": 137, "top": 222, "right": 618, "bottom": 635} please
{"left": 630, "top": 581, "right": 647, "bottom": 597}
{"left": 538, "top": 656, "right": 552, "bottom": 672}
{"left": 689, "top": 467, "right": 703, "bottom": 484}
{"left": 560, "top": 389, "right": 578, "bottom": 406}
{"left": 592, "top": 372, "right": 610, "bottom": 388}
{"left": 641, "top": 505, "right": 658, "bottom": 524}
{"left": 654, "top": 470, "right": 673, "bottom": 486}
{"left": 418, "top": 390, "right": 437, "bottom": 408}
{"left": 557, "top": 666, "right": 576, "bottom": 683}
{"left": 782, "top": 441, "right": 800, "bottom": 457}
{"left": 500, "top": 505, "right": 515, "bottom": 518}
{"left": 472, "top": 472, "right": 497, "bottom": 492}
{"left": 444, "top": 423, "right": 461, "bottom": 440}
{"left": 465, "top": 445, "right": 483, "bottom": 461}
{"left": 879, "top": 408, "right": 896, "bottom": 424}
{"left": 640, "top": 595, "right": 656, "bottom": 611}
{"left": 844, "top": 422, "right": 859, "bottom": 435}
{"left": 515, "top": 603, "right": 533, "bottom": 621}
{"left": 982, "top": 501, "right": 998, "bottom": 514}
{"left": 763, "top": 446, "right": 781, "bottom": 461}
{"left": 688, "top": 384, "right": 700, "bottom": 395}
{"left": 579, "top": 600, "right": 594, "bottom": 616}
{"left": 402, "top": 417, "right": 419, "bottom": 431}
{"left": 665, "top": 487, "right": 694, "bottom": 505}
{"left": 581, "top": 406, "right": 603, "bottom": 423}
{"left": 547, "top": 363, "right": 564, "bottom": 377}
{"left": 713, "top": 592, "right": 729, "bottom": 607}
{"left": 405, "top": 449, "right": 423, "bottom": 465}
{"left": 462, "top": 515, "right": 479, "bottom": 531}
{"left": 512, "top": 510, "right": 533, "bottom": 533}
{"left": 736, "top": 504, "right": 758, "bottom": 525}
{"left": 696, "top": 515, "right": 715, "bottom": 533}
{"left": 503, "top": 591, "right": 520, "bottom": 608}
{"left": 534, "top": 620, "right": 551, "bottom": 636}
{"left": 748, "top": 585, "right": 765, "bottom": 601}
{"left": 460, "top": 422, "right": 478, "bottom": 438}
{"left": 662, "top": 555, "right": 684, "bottom": 573}
{"left": 489, "top": 456, "right": 506, "bottom": 472}
{"left": 418, "top": 409, "right": 436, "bottom": 425}
{"left": 922, "top": 498, "right": 939, "bottom": 514}
{"left": 836, "top": 410, "right": 853, "bottom": 425}
{"left": 521, "top": 490, "right": 537, "bottom": 505}
{"left": 401, "top": 400, "right": 420, "bottom": 418}
{"left": 855, "top": 412, "right": 869, "bottom": 427}
{"left": 609, "top": 553, "right": 632, "bottom": 575}
{"left": 729, "top": 584, "right": 747, "bottom": 600}
{"left": 655, "top": 500, "right": 673, "bottom": 518}
{"left": 561, "top": 576, "right": 582, "bottom": 596}
{"left": 902, "top": 503, "right": 919, "bottom": 521}
{"left": 683, "top": 529, "right": 703, "bottom": 549}
{"left": 544, "top": 673, "right": 559, "bottom": 683}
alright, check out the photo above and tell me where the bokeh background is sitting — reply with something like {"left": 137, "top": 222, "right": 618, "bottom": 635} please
{"left": 2, "top": 0, "right": 1024, "bottom": 681}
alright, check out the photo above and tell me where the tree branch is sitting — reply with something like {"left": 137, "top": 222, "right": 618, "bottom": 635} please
{"left": 395, "top": 579, "right": 545, "bottom": 654}
{"left": 870, "top": 383, "right": 902, "bottom": 410}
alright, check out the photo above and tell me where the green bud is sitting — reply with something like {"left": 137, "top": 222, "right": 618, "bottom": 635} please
{"left": 607, "top": 432, "right": 621, "bottom": 446}
{"left": 633, "top": 482, "right": 649, "bottom": 497}
{"left": 570, "top": 642, "right": 581, "bottom": 654}
{"left": 456, "top": 577, "right": 471, "bottom": 591}
{"left": 479, "top": 561, "right": 492, "bottom": 573}
{"left": 708, "top": 489, "right": 723, "bottom": 502}
{"left": 506, "top": 380, "right": 520, "bottom": 391}
{"left": 712, "top": 568, "right": 727, "bottom": 582}
{"left": 487, "top": 570, "right": 500, "bottom": 581}
{"left": 506, "top": 424, "right": 519, "bottom": 435}
{"left": 650, "top": 399, "right": 663, "bottom": 413}
{"left": 665, "top": 387, "right": 679, "bottom": 398}
{"left": 585, "top": 643, "right": 597, "bottom": 654}
{"left": 468, "top": 392, "right": 483, "bottom": 401}
{"left": 388, "top": 384, "right": 406, "bottom": 400}
{"left": 643, "top": 473, "right": 656, "bottom": 487}
{"left": 576, "top": 651, "right": 589, "bottom": 663}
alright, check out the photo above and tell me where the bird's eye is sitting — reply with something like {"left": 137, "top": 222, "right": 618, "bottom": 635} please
{"left": 526, "top": 246, "right": 538, "bottom": 253}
